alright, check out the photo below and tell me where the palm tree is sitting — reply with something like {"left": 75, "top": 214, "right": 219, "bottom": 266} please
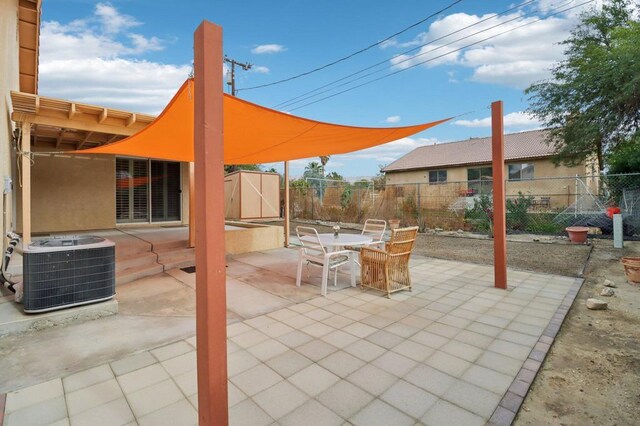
{"left": 303, "top": 161, "right": 323, "bottom": 179}
{"left": 304, "top": 161, "right": 325, "bottom": 200}
{"left": 319, "top": 155, "right": 330, "bottom": 178}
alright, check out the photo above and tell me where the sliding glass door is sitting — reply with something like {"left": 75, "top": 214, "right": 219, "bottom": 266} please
{"left": 116, "top": 158, "right": 181, "bottom": 223}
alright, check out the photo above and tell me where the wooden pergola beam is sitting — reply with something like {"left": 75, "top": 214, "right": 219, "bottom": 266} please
{"left": 12, "top": 112, "right": 141, "bottom": 137}
{"left": 99, "top": 108, "right": 108, "bottom": 124}
{"left": 21, "top": 120, "right": 31, "bottom": 245}
{"left": 125, "top": 113, "right": 136, "bottom": 127}
{"left": 55, "top": 128, "right": 66, "bottom": 148}
{"left": 77, "top": 131, "right": 94, "bottom": 149}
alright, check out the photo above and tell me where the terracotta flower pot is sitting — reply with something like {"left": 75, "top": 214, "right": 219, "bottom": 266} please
{"left": 388, "top": 219, "right": 400, "bottom": 230}
{"left": 565, "top": 226, "right": 589, "bottom": 244}
{"left": 621, "top": 257, "right": 640, "bottom": 284}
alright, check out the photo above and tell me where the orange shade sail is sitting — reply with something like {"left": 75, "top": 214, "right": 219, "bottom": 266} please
{"left": 76, "top": 79, "right": 449, "bottom": 164}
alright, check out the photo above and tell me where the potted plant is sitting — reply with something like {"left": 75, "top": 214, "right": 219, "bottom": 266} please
{"left": 565, "top": 226, "right": 589, "bottom": 244}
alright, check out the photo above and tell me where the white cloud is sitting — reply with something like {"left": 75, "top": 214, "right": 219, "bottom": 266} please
{"left": 453, "top": 111, "right": 542, "bottom": 129}
{"left": 385, "top": 6, "right": 583, "bottom": 88}
{"left": 38, "top": 3, "right": 190, "bottom": 114}
{"left": 385, "top": 115, "right": 401, "bottom": 123}
{"left": 251, "top": 44, "right": 286, "bottom": 54}
{"left": 335, "top": 136, "right": 445, "bottom": 164}
{"left": 95, "top": 2, "right": 140, "bottom": 34}
{"left": 251, "top": 66, "right": 270, "bottom": 74}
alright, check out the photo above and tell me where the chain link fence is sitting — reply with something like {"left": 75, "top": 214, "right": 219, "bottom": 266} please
{"left": 285, "top": 173, "right": 640, "bottom": 237}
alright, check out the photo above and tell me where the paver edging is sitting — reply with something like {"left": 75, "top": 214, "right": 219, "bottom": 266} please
{"left": 487, "top": 277, "right": 585, "bottom": 425}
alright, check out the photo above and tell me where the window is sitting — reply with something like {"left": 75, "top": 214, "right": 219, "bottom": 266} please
{"left": 467, "top": 167, "right": 493, "bottom": 194}
{"left": 508, "top": 163, "right": 535, "bottom": 181}
{"left": 428, "top": 170, "right": 447, "bottom": 184}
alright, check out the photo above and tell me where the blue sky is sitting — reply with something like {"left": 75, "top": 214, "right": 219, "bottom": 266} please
{"left": 39, "top": 0, "right": 599, "bottom": 177}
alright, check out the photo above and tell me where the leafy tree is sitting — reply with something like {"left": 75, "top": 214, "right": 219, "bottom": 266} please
{"left": 526, "top": 0, "right": 640, "bottom": 172}
{"left": 326, "top": 171, "right": 344, "bottom": 181}
{"left": 373, "top": 165, "right": 387, "bottom": 190}
{"left": 608, "top": 135, "right": 640, "bottom": 174}
{"left": 224, "top": 164, "right": 262, "bottom": 174}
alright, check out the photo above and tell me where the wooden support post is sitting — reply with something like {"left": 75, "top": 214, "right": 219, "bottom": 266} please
{"left": 194, "top": 21, "right": 228, "bottom": 425}
{"left": 188, "top": 162, "right": 195, "bottom": 248}
{"left": 284, "top": 161, "right": 290, "bottom": 247}
{"left": 21, "top": 121, "right": 31, "bottom": 245}
{"left": 491, "top": 101, "right": 507, "bottom": 289}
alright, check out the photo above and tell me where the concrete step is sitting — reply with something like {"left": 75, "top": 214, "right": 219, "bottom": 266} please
{"left": 152, "top": 239, "right": 189, "bottom": 252}
{"left": 116, "top": 252, "right": 158, "bottom": 273}
{"left": 115, "top": 241, "right": 152, "bottom": 259}
{"left": 156, "top": 247, "right": 195, "bottom": 271}
{"left": 116, "top": 263, "right": 164, "bottom": 286}
{"left": 160, "top": 255, "right": 195, "bottom": 271}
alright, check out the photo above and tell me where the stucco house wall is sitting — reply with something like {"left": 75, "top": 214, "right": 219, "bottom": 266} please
{"left": 1, "top": 0, "right": 21, "bottom": 242}
{"left": 385, "top": 158, "right": 586, "bottom": 209}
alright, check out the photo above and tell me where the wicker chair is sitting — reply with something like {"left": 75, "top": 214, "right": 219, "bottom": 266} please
{"left": 359, "top": 226, "right": 418, "bottom": 298}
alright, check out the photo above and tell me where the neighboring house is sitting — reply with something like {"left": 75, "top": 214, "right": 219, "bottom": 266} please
{"left": 2, "top": 1, "right": 191, "bottom": 245}
{"left": 382, "top": 129, "right": 594, "bottom": 209}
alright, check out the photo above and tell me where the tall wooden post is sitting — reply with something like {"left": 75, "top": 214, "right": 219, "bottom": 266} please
{"left": 491, "top": 101, "right": 507, "bottom": 289}
{"left": 21, "top": 121, "right": 31, "bottom": 245}
{"left": 284, "top": 161, "right": 290, "bottom": 247}
{"left": 194, "top": 21, "right": 228, "bottom": 425}
{"left": 188, "top": 162, "right": 195, "bottom": 248}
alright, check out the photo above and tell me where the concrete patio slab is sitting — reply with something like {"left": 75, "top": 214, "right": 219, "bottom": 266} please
{"left": 1, "top": 249, "right": 581, "bottom": 425}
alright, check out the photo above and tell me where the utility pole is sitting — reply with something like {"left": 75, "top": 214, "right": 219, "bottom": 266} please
{"left": 224, "top": 55, "right": 252, "bottom": 96}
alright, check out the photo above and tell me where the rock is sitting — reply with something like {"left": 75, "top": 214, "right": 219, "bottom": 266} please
{"left": 604, "top": 279, "right": 617, "bottom": 288}
{"left": 435, "top": 228, "right": 443, "bottom": 232}
{"left": 457, "top": 229, "right": 464, "bottom": 233}
{"left": 586, "top": 298, "right": 608, "bottom": 310}
{"left": 601, "top": 287, "right": 615, "bottom": 297}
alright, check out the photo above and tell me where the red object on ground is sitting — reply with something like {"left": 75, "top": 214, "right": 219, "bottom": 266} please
{"left": 607, "top": 207, "right": 621, "bottom": 219}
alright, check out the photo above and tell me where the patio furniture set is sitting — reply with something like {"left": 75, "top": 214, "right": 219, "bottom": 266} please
{"left": 295, "top": 220, "right": 419, "bottom": 298}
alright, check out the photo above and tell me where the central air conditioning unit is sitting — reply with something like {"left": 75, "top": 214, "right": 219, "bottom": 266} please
{"left": 22, "top": 236, "right": 116, "bottom": 313}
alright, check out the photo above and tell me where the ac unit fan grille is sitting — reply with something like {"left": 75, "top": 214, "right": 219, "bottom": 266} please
{"left": 23, "top": 245, "right": 115, "bottom": 313}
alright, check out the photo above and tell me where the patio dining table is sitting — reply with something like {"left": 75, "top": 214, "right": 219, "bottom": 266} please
{"left": 299, "top": 233, "right": 373, "bottom": 288}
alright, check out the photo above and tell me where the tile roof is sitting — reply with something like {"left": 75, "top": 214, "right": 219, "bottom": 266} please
{"left": 382, "top": 129, "right": 555, "bottom": 172}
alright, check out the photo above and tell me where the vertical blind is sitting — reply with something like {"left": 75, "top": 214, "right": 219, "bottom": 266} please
{"left": 116, "top": 159, "right": 180, "bottom": 223}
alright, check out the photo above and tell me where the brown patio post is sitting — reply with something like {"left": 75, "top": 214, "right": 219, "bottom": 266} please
{"left": 194, "top": 21, "right": 228, "bottom": 425}
{"left": 188, "top": 162, "right": 195, "bottom": 248}
{"left": 284, "top": 161, "right": 290, "bottom": 247}
{"left": 491, "top": 101, "right": 507, "bottom": 289}
{"left": 21, "top": 121, "right": 31, "bottom": 245}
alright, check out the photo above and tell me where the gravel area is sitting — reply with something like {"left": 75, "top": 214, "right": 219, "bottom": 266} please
{"left": 271, "top": 220, "right": 592, "bottom": 277}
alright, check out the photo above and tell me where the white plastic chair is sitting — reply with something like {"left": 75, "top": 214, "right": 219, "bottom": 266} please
{"left": 295, "top": 226, "right": 352, "bottom": 296}
{"left": 345, "top": 219, "right": 387, "bottom": 260}
{"left": 362, "top": 219, "right": 387, "bottom": 249}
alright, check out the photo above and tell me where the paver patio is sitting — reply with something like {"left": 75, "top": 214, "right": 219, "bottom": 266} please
{"left": 1, "top": 248, "right": 580, "bottom": 425}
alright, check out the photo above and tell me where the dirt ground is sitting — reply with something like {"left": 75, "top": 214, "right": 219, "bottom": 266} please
{"left": 273, "top": 219, "right": 639, "bottom": 423}
{"left": 277, "top": 220, "right": 592, "bottom": 277}
{"left": 516, "top": 239, "right": 640, "bottom": 425}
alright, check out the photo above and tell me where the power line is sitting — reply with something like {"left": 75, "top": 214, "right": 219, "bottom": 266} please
{"left": 286, "top": 0, "right": 595, "bottom": 112}
{"left": 274, "top": 0, "right": 542, "bottom": 110}
{"left": 236, "top": 0, "right": 465, "bottom": 92}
